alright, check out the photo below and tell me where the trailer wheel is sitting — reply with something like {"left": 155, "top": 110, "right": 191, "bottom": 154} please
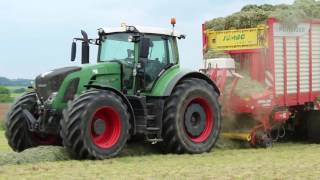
{"left": 161, "top": 78, "right": 221, "bottom": 153}
{"left": 5, "top": 92, "right": 60, "bottom": 152}
{"left": 306, "top": 110, "right": 320, "bottom": 142}
{"left": 61, "top": 89, "right": 130, "bottom": 159}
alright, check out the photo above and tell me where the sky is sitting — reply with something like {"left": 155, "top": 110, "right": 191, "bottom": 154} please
{"left": 0, "top": 0, "right": 294, "bottom": 79}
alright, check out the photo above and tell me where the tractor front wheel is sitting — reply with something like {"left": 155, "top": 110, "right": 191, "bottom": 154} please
{"left": 5, "top": 92, "right": 60, "bottom": 152}
{"left": 61, "top": 89, "right": 130, "bottom": 159}
{"left": 161, "top": 78, "right": 221, "bottom": 153}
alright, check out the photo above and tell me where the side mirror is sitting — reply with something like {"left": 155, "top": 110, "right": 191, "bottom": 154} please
{"left": 71, "top": 42, "right": 76, "bottom": 62}
{"left": 139, "top": 38, "right": 150, "bottom": 59}
{"left": 81, "top": 41, "right": 89, "bottom": 64}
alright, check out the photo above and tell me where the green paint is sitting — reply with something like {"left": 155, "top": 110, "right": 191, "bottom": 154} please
{"left": 48, "top": 32, "right": 189, "bottom": 110}
{"left": 51, "top": 62, "right": 121, "bottom": 109}
{"left": 143, "top": 64, "right": 181, "bottom": 96}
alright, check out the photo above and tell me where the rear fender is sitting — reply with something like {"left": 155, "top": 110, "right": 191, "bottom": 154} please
{"left": 164, "top": 71, "right": 221, "bottom": 96}
{"left": 149, "top": 67, "right": 220, "bottom": 97}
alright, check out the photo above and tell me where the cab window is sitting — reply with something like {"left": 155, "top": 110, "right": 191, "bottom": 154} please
{"left": 99, "top": 33, "right": 135, "bottom": 63}
{"left": 141, "top": 35, "right": 176, "bottom": 90}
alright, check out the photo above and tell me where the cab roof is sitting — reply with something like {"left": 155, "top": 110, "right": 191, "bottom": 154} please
{"left": 99, "top": 25, "right": 182, "bottom": 37}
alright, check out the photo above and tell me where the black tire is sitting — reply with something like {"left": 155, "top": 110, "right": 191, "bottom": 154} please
{"left": 306, "top": 110, "right": 320, "bottom": 142}
{"left": 161, "top": 78, "right": 221, "bottom": 154}
{"left": 5, "top": 92, "right": 60, "bottom": 152}
{"left": 61, "top": 89, "right": 130, "bottom": 159}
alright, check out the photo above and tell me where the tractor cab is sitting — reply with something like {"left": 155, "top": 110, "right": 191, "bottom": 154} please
{"left": 72, "top": 23, "right": 185, "bottom": 94}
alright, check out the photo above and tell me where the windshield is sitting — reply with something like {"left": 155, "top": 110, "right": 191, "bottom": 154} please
{"left": 99, "top": 33, "right": 135, "bottom": 62}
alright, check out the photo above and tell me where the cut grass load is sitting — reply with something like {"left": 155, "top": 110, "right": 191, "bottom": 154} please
{"left": 224, "top": 71, "right": 266, "bottom": 98}
{"left": 205, "top": 0, "right": 320, "bottom": 31}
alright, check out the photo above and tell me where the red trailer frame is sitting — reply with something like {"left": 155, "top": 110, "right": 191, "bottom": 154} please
{"left": 203, "top": 18, "right": 320, "bottom": 146}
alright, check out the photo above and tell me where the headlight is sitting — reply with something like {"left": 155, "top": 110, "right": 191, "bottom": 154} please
{"left": 47, "top": 92, "right": 58, "bottom": 104}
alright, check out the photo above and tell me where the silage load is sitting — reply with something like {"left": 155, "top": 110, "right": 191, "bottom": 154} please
{"left": 204, "top": 1, "right": 320, "bottom": 60}
{"left": 205, "top": 0, "right": 320, "bottom": 31}
{"left": 224, "top": 71, "right": 266, "bottom": 98}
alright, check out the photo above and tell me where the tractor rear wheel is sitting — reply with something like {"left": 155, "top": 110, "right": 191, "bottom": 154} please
{"left": 61, "top": 89, "right": 130, "bottom": 159}
{"left": 161, "top": 78, "right": 221, "bottom": 153}
{"left": 5, "top": 92, "right": 60, "bottom": 152}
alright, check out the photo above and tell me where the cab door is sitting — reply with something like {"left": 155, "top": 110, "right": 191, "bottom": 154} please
{"left": 138, "top": 35, "right": 177, "bottom": 91}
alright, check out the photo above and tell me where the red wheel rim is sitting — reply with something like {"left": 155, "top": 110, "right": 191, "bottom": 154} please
{"left": 90, "top": 106, "right": 122, "bottom": 149}
{"left": 184, "top": 97, "right": 214, "bottom": 143}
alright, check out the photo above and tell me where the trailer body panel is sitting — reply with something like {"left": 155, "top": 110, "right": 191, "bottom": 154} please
{"left": 269, "top": 19, "right": 320, "bottom": 106}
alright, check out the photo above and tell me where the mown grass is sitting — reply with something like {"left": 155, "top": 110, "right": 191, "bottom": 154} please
{"left": 0, "top": 130, "right": 10, "bottom": 152}
{"left": 1, "top": 130, "right": 320, "bottom": 179}
{"left": 0, "top": 120, "right": 4, "bottom": 131}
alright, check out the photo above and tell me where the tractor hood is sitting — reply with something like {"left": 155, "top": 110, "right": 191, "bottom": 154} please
{"left": 35, "top": 66, "right": 81, "bottom": 101}
{"left": 35, "top": 62, "right": 121, "bottom": 103}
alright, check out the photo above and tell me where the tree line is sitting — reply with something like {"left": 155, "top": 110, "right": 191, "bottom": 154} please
{"left": 0, "top": 86, "right": 27, "bottom": 103}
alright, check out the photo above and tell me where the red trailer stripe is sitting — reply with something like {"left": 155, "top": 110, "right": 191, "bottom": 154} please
{"left": 296, "top": 37, "right": 301, "bottom": 104}
{"left": 267, "top": 18, "right": 276, "bottom": 99}
{"left": 283, "top": 37, "right": 288, "bottom": 105}
{"left": 202, "top": 24, "right": 208, "bottom": 54}
{"left": 309, "top": 24, "right": 313, "bottom": 101}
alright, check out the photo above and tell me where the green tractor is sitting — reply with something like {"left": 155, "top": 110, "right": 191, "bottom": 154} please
{"left": 5, "top": 20, "right": 221, "bottom": 159}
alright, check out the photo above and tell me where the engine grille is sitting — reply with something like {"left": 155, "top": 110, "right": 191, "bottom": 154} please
{"left": 35, "top": 67, "right": 81, "bottom": 101}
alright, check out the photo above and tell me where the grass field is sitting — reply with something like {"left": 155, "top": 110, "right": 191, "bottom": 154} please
{"left": 0, "top": 103, "right": 10, "bottom": 124}
{"left": 0, "top": 86, "right": 24, "bottom": 125}
{"left": 10, "top": 93, "right": 22, "bottom": 99}
{"left": 1, "top": 130, "right": 320, "bottom": 179}
{"left": 4, "top": 86, "right": 26, "bottom": 91}
{"left": 5, "top": 86, "right": 26, "bottom": 99}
